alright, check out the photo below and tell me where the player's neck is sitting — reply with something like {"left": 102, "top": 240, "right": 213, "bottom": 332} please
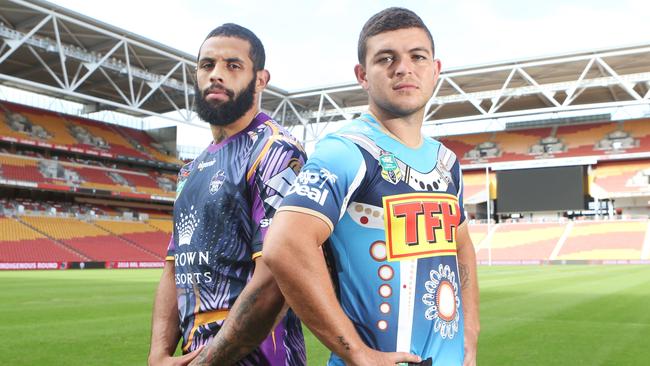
{"left": 210, "top": 106, "right": 260, "bottom": 144}
{"left": 368, "top": 105, "right": 424, "bottom": 148}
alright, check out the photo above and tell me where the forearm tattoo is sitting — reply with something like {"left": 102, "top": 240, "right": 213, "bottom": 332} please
{"left": 459, "top": 263, "right": 470, "bottom": 290}
{"left": 337, "top": 336, "right": 351, "bottom": 351}
{"left": 190, "top": 287, "right": 267, "bottom": 366}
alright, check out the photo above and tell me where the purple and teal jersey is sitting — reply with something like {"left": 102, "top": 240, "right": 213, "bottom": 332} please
{"left": 278, "top": 113, "right": 466, "bottom": 365}
{"left": 167, "top": 112, "right": 306, "bottom": 365}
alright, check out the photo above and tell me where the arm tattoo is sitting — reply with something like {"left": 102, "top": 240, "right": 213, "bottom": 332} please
{"left": 337, "top": 336, "right": 351, "bottom": 351}
{"left": 459, "top": 263, "right": 470, "bottom": 290}
{"left": 191, "top": 287, "right": 268, "bottom": 366}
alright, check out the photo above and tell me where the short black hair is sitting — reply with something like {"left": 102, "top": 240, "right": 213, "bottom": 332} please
{"left": 357, "top": 7, "right": 435, "bottom": 65}
{"left": 200, "top": 23, "right": 265, "bottom": 71}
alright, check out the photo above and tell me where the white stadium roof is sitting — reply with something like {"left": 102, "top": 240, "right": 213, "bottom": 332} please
{"left": 0, "top": 0, "right": 649, "bottom": 139}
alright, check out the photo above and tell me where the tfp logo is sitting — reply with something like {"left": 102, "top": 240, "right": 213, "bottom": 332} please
{"left": 209, "top": 170, "right": 226, "bottom": 194}
{"left": 289, "top": 168, "right": 338, "bottom": 206}
{"left": 382, "top": 193, "right": 461, "bottom": 261}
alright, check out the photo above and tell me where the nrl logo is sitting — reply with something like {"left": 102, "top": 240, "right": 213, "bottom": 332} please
{"left": 379, "top": 151, "right": 402, "bottom": 184}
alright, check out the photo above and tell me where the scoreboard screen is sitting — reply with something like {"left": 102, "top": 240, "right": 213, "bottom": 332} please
{"left": 496, "top": 165, "right": 587, "bottom": 213}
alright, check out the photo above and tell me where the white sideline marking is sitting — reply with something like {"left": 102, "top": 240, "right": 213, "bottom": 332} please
{"left": 641, "top": 222, "right": 650, "bottom": 260}
{"left": 550, "top": 221, "right": 574, "bottom": 260}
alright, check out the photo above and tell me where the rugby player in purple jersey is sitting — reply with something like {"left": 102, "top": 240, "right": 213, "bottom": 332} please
{"left": 148, "top": 23, "right": 306, "bottom": 366}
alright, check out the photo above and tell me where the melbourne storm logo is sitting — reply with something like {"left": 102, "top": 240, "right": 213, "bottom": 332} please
{"left": 209, "top": 170, "right": 226, "bottom": 194}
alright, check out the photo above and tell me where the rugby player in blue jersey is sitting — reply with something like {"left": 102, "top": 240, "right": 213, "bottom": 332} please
{"left": 265, "top": 8, "right": 479, "bottom": 366}
{"left": 148, "top": 24, "right": 306, "bottom": 366}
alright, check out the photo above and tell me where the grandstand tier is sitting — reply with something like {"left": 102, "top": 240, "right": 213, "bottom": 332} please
{"left": 0, "top": 101, "right": 182, "bottom": 168}
{"left": 475, "top": 223, "right": 566, "bottom": 261}
{"left": 472, "top": 220, "right": 650, "bottom": 262}
{"left": 556, "top": 221, "right": 648, "bottom": 260}
{"left": 441, "top": 119, "right": 650, "bottom": 165}
{"left": 0, "top": 152, "right": 176, "bottom": 201}
{"left": 0, "top": 216, "right": 172, "bottom": 263}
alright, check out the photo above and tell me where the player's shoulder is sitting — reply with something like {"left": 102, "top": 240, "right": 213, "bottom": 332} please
{"left": 249, "top": 113, "right": 303, "bottom": 153}
{"left": 426, "top": 136, "right": 460, "bottom": 172}
{"left": 311, "top": 122, "right": 369, "bottom": 161}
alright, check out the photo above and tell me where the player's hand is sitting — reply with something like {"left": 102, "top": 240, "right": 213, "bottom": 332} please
{"left": 345, "top": 347, "right": 421, "bottom": 366}
{"left": 148, "top": 346, "right": 204, "bottom": 366}
{"left": 463, "top": 329, "right": 478, "bottom": 366}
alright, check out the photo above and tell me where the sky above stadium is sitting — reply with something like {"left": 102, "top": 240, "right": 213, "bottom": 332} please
{"left": 51, "top": 0, "right": 650, "bottom": 91}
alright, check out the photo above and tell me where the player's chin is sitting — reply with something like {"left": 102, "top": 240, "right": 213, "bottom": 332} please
{"left": 389, "top": 103, "right": 424, "bottom": 117}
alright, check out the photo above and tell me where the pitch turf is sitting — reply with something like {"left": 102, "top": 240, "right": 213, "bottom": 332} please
{"left": 0, "top": 265, "right": 649, "bottom": 365}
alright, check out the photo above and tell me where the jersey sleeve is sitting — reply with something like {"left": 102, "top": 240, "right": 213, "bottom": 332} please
{"left": 248, "top": 138, "right": 307, "bottom": 258}
{"left": 165, "top": 233, "right": 175, "bottom": 260}
{"left": 453, "top": 161, "right": 467, "bottom": 224}
{"left": 278, "top": 135, "right": 366, "bottom": 232}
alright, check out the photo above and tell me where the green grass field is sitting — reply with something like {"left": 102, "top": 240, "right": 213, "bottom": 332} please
{"left": 1, "top": 265, "right": 649, "bottom": 365}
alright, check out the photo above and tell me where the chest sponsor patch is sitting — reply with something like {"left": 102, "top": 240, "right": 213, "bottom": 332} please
{"left": 383, "top": 193, "right": 461, "bottom": 261}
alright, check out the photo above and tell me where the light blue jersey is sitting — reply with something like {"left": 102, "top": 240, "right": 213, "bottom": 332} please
{"left": 279, "top": 113, "right": 466, "bottom": 365}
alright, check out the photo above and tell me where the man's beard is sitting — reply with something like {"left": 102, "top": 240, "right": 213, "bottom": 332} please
{"left": 194, "top": 77, "right": 256, "bottom": 127}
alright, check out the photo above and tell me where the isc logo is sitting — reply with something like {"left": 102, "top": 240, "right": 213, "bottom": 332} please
{"left": 383, "top": 193, "right": 461, "bottom": 261}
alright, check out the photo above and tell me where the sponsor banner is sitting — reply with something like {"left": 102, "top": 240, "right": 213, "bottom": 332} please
{"left": 37, "top": 142, "right": 53, "bottom": 148}
{"left": 383, "top": 193, "right": 461, "bottom": 261}
{"left": 151, "top": 195, "right": 175, "bottom": 202}
{"left": 0, "top": 262, "right": 63, "bottom": 270}
{"left": 37, "top": 183, "right": 72, "bottom": 192}
{"left": 0, "top": 179, "right": 38, "bottom": 188}
{"left": 70, "top": 147, "right": 84, "bottom": 153}
{"left": 86, "top": 150, "right": 99, "bottom": 156}
{"left": 1, "top": 136, "right": 18, "bottom": 142}
{"left": 100, "top": 152, "right": 113, "bottom": 158}
{"left": 110, "top": 261, "right": 165, "bottom": 269}
{"left": 19, "top": 139, "right": 36, "bottom": 145}
{"left": 116, "top": 191, "right": 150, "bottom": 199}
{"left": 477, "top": 259, "right": 650, "bottom": 265}
{"left": 54, "top": 144, "right": 69, "bottom": 151}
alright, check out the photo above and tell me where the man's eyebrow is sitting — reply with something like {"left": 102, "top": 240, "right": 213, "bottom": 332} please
{"left": 198, "top": 57, "right": 215, "bottom": 63}
{"left": 372, "top": 47, "right": 432, "bottom": 57}
{"left": 224, "top": 57, "right": 244, "bottom": 63}
{"left": 373, "top": 48, "right": 396, "bottom": 56}
{"left": 409, "top": 47, "right": 431, "bottom": 55}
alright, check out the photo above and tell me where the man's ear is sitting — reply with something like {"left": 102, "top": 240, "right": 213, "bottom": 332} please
{"left": 255, "top": 69, "right": 270, "bottom": 92}
{"left": 354, "top": 64, "right": 368, "bottom": 90}
{"left": 432, "top": 59, "right": 441, "bottom": 85}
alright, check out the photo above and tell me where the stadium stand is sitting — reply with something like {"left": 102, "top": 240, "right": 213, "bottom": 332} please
{"left": 555, "top": 220, "right": 648, "bottom": 260}
{"left": 440, "top": 119, "right": 650, "bottom": 164}
{"left": 95, "top": 220, "right": 170, "bottom": 258}
{"left": 0, "top": 152, "right": 176, "bottom": 198}
{"left": 0, "top": 101, "right": 181, "bottom": 166}
{"left": 0, "top": 217, "right": 86, "bottom": 262}
{"left": 591, "top": 159, "right": 650, "bottom": 198}
{"left": 475, "top": 222, "right": 567, "bottom": 262}
{"left": 19, "top": 216, "right": 164, "bottom": 262}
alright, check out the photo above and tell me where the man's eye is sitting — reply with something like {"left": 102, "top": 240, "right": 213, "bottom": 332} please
{"left": 200, "top": 63, "right": 214, "bottom": 70}
{"left": 228, "top": 63, "right": 241, "bottom": 70}
{"left": 378, "top": 56, "right": 393, "bottom": 64}
{"left": 413, "top": 55, "right": 427, "bottom": 61}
